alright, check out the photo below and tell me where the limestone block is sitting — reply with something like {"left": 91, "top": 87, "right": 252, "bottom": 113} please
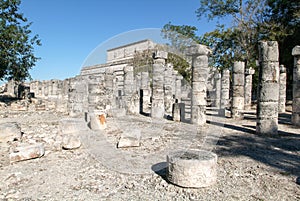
{"left": 62, "top": 135, "right": 81, "bottom": 150}
{"left": 172, "top": 103, "right": 181, "bottom": 122}
{"left": 233, "top": 61, "right": 245, "bottom": 73}
{"left": 232, "top": 87, "right": 245, "bottom": 97}
{"left": 292, "top": 98, "right": 300, "bottom": 113}
{"left": 260, "top": 62, "right": 280, "bottom": 82}
{"left": 258, "top": 83, "right": 280, "bottom": 102}
{"left": 154, "top": 50, "right": 168, "bottom": 59}
{"left": 9, "top": 143, "right": 45, "bottom": 163}
{"left": 292, "top": 113, "right": 300, "bottom": 126}
{"left": 257, "top": 102, "right": 278, "bottom": 118}
{"left": 292, "top": 46, "right": 300, "bottom": 56}
{"left": 89, "top": 112, "right": 107, "bottom": 130}
{"left": 186, "top": 44, "right": 212, "bottom": 56}
{"left": 256, "top": 118, "right": 278, "bottom": 135}
{"left": 232, "top": 74, "right": 245, "bottom": 86}
{"left": 117, "top": 128, "right": 141, "bottom": 148}
{"left": 192, "top": 92, "right": 207, "bottom": 106}
{"left": 167, "top": 150, "right": 217, "bottom": 188}
{"left": 0, "top": 122, "right": 22, "bottom": 143}
{"left": 259, "top": 41, "right": 279, "bottom": 62}
{"left": 191, "top": 105, "right": 206, "bottom": 125}
{"left": 232, "top": 97, "right": 244, "bottom": 110}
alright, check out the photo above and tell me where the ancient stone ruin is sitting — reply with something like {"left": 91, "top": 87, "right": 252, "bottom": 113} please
{"left": 1, "top": 39, "right": 299, "bottom": 191}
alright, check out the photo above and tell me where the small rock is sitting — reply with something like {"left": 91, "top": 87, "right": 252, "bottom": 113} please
{"left": 9, "top": 143, "right": 45, "bottom": 163}
{"left": 0, "top": 122, "right": 22, "bottom": 143}
{"left": 62, "top": 135, "right": 81, "bottom": 150}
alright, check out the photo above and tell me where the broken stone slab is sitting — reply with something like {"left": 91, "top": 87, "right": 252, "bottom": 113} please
{"left": 61, "top": 135, "right": 81, "bottom": 150}
{"left": 117, "top": 129, "right": 141, "bottom": 148}
{"left": 9, "top": 143, "right": 45, "bottom": 163}
{"left": 167, "top": 150, "right": 217, "bottom": 188}
{"left": 0, "top": 122, "right": 22, "bottom": 143}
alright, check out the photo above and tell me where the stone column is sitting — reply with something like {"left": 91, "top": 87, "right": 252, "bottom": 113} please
{"left": 219, "top": 69, "right": 230, "bottom": 116}
{"left": 214, "top": 73, "right": 221, "bottom": 109}
{"left": 244, "top": 68, "right": 255, "bottom": 110}
{"left": 175, "top": 74, "right": 183, "bottom": 103}
{"left": 292, "top": 46, "right": 300, "bottom": 126}
{"left": 231, "top": 61, "right": 245, "bottom": 119}
{"left": 187, "top": 44, "right": 211, "bottom": 126}
{"left": 279, "top": 65, "right": 287, "bottom": 113}
{"left": 124, "top": 66, "right": 139, "bottom": 115}
{"left": 151, "top": 51, "right": 167, "bottom": 119}
{"left": 164, "top": 63, "right": 174, "bottom": 114}
{"left": 141, "top": 71, "right": 151, "bottom": 114}
{"left": 256, "top": 41, "right": 280, "bottom": 135}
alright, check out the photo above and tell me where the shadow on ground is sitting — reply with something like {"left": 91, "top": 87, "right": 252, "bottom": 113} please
{"left": 208, "top": 116, "right": 300, "bottom": 177}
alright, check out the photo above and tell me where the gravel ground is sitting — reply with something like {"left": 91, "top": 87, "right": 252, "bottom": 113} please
{"left": 0, "top": 104, "right": 299, "bottom": 200}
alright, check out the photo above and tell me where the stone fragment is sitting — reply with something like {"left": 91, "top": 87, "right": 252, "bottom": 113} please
{"left": 9, "top": 143, "right": 45, "bottom": 163}
{"left": 117, "top": 129, "right": 141, "bottom": 148}
{"left": 89, "top": 112, "right": 107, "bottom": 130}
{"left": 0, "top": 122, "right": 22, "bottom": 143}
{"left": 167, "top": 150, "right": 217, "bottom": 188}
{"left": 62, "top": 135, "right": 81, "bottom": 150}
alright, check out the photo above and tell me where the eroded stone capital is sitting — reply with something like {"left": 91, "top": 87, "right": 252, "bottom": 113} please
{"left": 186, "top": 44, "right": 212, "bottom": 56}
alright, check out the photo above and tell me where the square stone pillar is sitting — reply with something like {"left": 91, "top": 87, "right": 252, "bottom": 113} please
{"left": 187, "top": 44, "right": 211, "bottom": 126}
{"left": 244, "top": 68, "right": 255, "bottom": 110}
{"left": 232, "top": 61, "right": 245, "bottom": 119}
{"left": 279, "top": 65, "right": 287, "bottom": 113}
{"left": 151, "top": 51, "right": 167, "bottom": 119}
{"left": 219, "top": 69, "right": 230, "bottom": 116}
{"left": 256, "top": 41, "right": 280, "bottom": 135}
{"left": 292, "top": 46, "right": 300, "bottom": 126}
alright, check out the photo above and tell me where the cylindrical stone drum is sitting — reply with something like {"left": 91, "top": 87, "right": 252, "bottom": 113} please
{"left": 167, "top": 150, "right": 217, "bottom": 188}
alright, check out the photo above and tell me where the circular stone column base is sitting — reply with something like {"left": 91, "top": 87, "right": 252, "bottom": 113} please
{"left": 167, "top": 150, "right": 217, "bottom": 188}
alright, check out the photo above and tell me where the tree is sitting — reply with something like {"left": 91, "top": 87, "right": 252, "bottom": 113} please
{"left": 0, "top": 0, "right": 41, "bottom": 82}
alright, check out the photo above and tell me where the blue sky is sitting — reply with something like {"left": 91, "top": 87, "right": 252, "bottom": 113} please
{"left": 19, "top": 0, "right": 226, "bottom": 81}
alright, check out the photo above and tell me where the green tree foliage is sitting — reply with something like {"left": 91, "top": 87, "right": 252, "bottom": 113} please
{"left": 0, "top": 0, "right": 41, "bottom": 82}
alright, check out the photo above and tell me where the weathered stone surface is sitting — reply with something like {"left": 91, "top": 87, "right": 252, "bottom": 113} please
{"left": 244, "top": 68, "right": 255, "bottom": 110}
{"left": 167, "top": 150, "right": 217, "bottom": 188}
{"left": 172, "top": 103, "right": 181, "bottom": 122}
{"left": 279, "top": 65, "right": 286, "bottom": 113}
{"left": 117, "top": 136, "right": 140, "bottom": 148}
{"left": 186, "top": 44, "right": 212, "bottom": 56}
{"left": 0, "top": 122, "right": 22, "bottom": 143}
{"left": 232, "top": 61, "right": 245, "bottom": 119}
{"left": 219, "top": 69, "right": 230, "bottom": 116}
{"left": 153, "top": 50, "right": 168, "bottom": 59}
{"left": 292, "top": 45, "right": 300, "bottom": 126}
{"left": 257, "top": 41, "right": 279, "bottom": 135}
{"left": 190, "top": 45, "right": 210, "bottom": 125}
{"left": 62, "top": 135, "right": 81, "bottom": 150}
{"left": 9, "top": 143, "right": 45, "bottom": 163}
{"left": 89, "top": 112, "right": 107, "bottom": 130}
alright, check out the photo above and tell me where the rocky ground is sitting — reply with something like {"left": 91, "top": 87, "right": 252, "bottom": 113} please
{"left": 0, "top": 99, "right": 299, "bottom": 200}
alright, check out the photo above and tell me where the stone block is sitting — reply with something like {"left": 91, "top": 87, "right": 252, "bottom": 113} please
{"left": 62, "top": 135, "right": 81, "bottom": 150}
{"left": 256, "top": 118, "right": 278, "bottom": 135}
{"left": 172, "top": 103, "right": 181, "bottom": 122}
{"left": 258, "top": 82, "right": 279, "bottom": 102}
{"left": 0, "top": 122, "right": 22, "bottom": 143}
{"left": 186, "top": 44, "right": 212, "bottom": 56}
{"left": 89, "top": 112, "right": 107, "bottom": 130}
{"left": 9, "top": 143, "right": 45, "bottom": 163}
{"left": 245, "top": 68, "right": 255, "bottom": 75}
{"left": 191, "top": 105, "right": 206, "bottom": 126}
{"left": 260, "top": 62, "right": 280, "bottom": 82}
{"left": 192, "top": 92, "right": 207, "bottom": 106}
{"left": 232, "top": 86, "right": 244, "bottom": 97}
{"left": 167, "top": 150, "right": 217, "bottom": 188}
{"left": 257, "top": 102, "right": 278, "bottom": 118}
{"left": 259, "top": 41, "right": 279, "bottom": 62}
{"left": 154, "top": 50, "right": 168, "bottom": 59}
{"left": 233, "top": 61, "right": 245, "bottom": 73}
{"left": 117, "top": 133, "right": 141, "bottom": 148}
{"left": 292, "top": 46, "right": 300, "bottom": 56}
{"left": 232, "top": 97, "right": 244, "bottom": 110}
{"left": 233, "top": 74, "right": 245, "bottom": 86}
{"left": 292, "top": 99, "right": 300, "bottom": 113}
